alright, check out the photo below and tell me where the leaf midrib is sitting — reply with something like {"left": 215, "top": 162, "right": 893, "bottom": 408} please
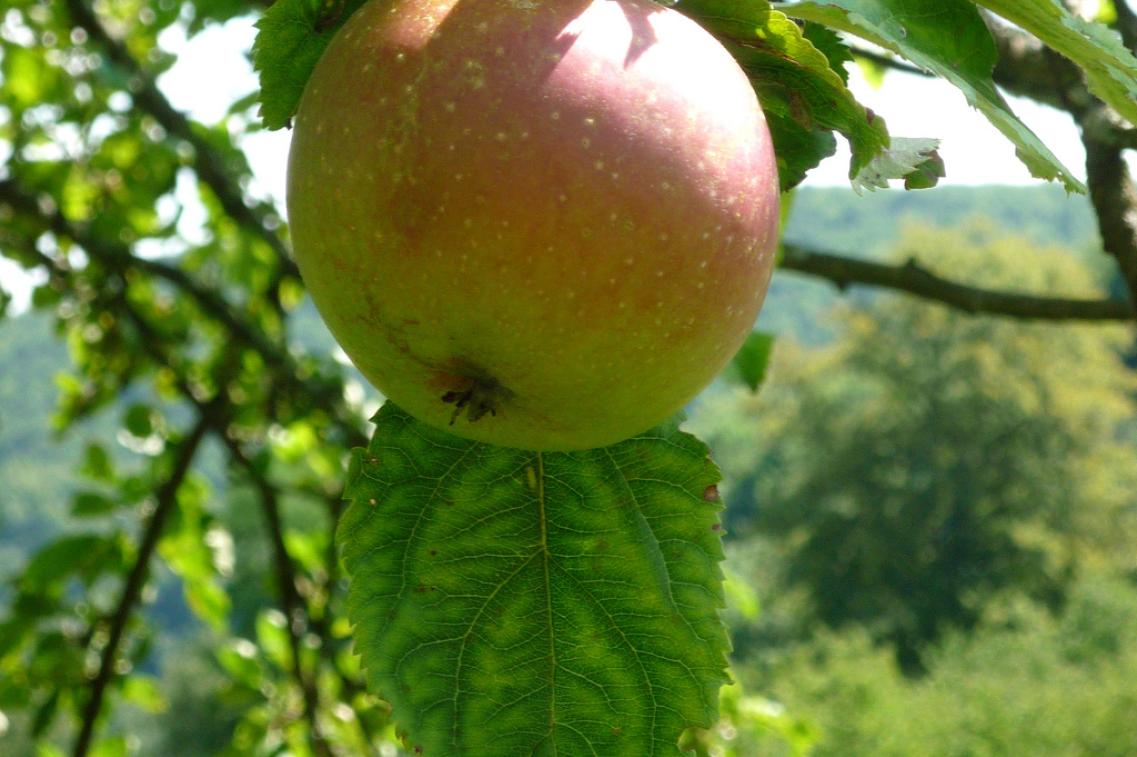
{"left": 537, "top": 451, "right": 559, "bottom": 755}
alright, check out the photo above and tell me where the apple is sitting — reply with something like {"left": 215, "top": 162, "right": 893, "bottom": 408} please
{"left": 287, "top": 0, "right": 779, "bottom": 451}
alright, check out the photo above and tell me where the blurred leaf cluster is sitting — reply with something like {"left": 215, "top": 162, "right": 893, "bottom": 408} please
{"left": 0, "top": 0, "right": 391, "bottom": 753}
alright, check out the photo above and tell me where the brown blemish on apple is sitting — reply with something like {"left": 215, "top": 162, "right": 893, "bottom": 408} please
{"left": 431, "top": 358, "right": 516, "bottom": 424}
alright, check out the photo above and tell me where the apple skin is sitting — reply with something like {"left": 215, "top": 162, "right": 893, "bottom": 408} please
{"left": 287, "top": 0, "right": 779, "bottom": 451}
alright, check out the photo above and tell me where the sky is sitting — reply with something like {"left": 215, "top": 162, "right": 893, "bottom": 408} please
{"left": 0, "top": 14, "right": 1116, "bottom": 311}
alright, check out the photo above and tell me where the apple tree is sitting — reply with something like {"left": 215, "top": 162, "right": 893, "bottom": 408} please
{"left": 0, "top": 0, "right": 1135, "bottom": 755}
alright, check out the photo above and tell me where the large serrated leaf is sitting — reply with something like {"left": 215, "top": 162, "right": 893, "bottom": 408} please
{"left": 252, "top": 0, "right": 369, "bottom": 130}
{"left": 780, "top": 0, "right": 1087, "bottom": 192}
{"left": 974, "top": 0, "right": 1137, "bottom": 127}
{"left": 677, "top": 0, "right": 889, "bottom": 189}
{"left": 339, "top": 403, "right": 730, "bottom": 756}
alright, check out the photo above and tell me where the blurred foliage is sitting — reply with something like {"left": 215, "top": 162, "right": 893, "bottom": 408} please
{"left": 0, "top": 0, "right": 390, "bottom": 752}
{"left": 743, "top": 573, "right": 1137, "bottom": 756}
{"left": 693, "top": 222, "right": 1137, "bottom": 672}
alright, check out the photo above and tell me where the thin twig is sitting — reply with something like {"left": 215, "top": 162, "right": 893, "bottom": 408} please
{"left": 1112, "top": 0, "right": 1137, "bottom": 53}
{"left": 3, "top": 188, "right": 372, "bottom": 750}
{"left": 0, "top": 179, "right": 366, "bottom": 447}
{"left": 848, "top": 46, "right": 932, "bottom": 78}
{"left": 73, "top": 414, "right": 212, "bottom": 757}
{"left": 780, "top": 243, "right": 1135, "bottom": 320}
{"left": 222, "top": 436, "right": 333, "bottom": 757}
{"left": 986, "top": 22, "right": 1137, "bottom": 309}
{"left": 1083, "top": 138, "right": 1137, "bottom": 318}
{"left": 114, "top": 301, "right": 352, "bottom": 757}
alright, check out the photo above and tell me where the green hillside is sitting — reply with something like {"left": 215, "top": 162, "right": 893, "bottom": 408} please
{"left": 765, "top": 185, "right": 1103, "bottom": 343}
{"left": 0, "top": 315, "right": 87, "bottom": 579}
{"left": 788, "top": 184, "right": 1098, "bottom": 254}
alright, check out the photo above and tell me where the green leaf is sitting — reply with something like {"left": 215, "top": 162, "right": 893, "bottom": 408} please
{"left": 766, "top": 118, "right": 839, "bottom": 193}
{"left": 255, "top": 609, "right": 293, "bottom": 671}
{"left": 80, "top": 443, "right": 116, "bottom": 482}
{"left": 974, "top": 0, "right": 1137, "bottom": 126}
{"left": 158, "top": 477, "right": 230, "bottom": 630}
{"left": 722, "top": 568, "right": 761, "bottom": 620}
{"left": 121, "top": 675, "right": 168, "bottom": 714}
{"left": 855, "top": 52, "right": 889, "bottom": 88}
{"left": 21, "top": 535, "right": 122, "bottom": 592}
{"left": 775, "top": 188, "right": 796, "bottom": 266}
{"left": 852, "top": 137, "right": 943, "bottom": 192}
{"left": 2, "top": 46, "right": 59, "bottom": 108}
{"left": 89, "top": 736, "right": 128, "bottom": 757}
{"left": 31, "top": 691, "right": 59, "bottom": 738}
{"left": 31, "top": 284, "right": 63, "bottom": 309}
{"left": 339, "top": 403, "right": 729, "bottom": 756}
{"left": 904, "top": 148, "right": 946, "bottom": 190}
{"left": 729, "top": 331, "right": 776, "bottom": 392}
{"left": 252, "top": 0, "right": 370, "bottom": 130}
{"left": 217, "top": 639, "right": 265, "bottom": 686}
{"left": 677, "top": 0, "right": 889, "bottom": 189}
{"left": 801, "top": 21, "right": 854, "bottom": 84}
{"left": 71, "top": 491, "right": 119, "bottom": 518}
{"left": 123, "top": 403, "right": 154, "bottom": 437}
{"left": 782, "top": 0, "right": 1087, "bottom": 192}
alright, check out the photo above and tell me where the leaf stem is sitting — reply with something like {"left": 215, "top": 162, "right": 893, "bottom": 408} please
{"left": 780, "top": 243, "right": 1135, "bottom": 320}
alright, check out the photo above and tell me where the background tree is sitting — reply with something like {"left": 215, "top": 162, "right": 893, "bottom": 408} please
{"left": 693, "top": 222, "right": 1137, "bottom": 671}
